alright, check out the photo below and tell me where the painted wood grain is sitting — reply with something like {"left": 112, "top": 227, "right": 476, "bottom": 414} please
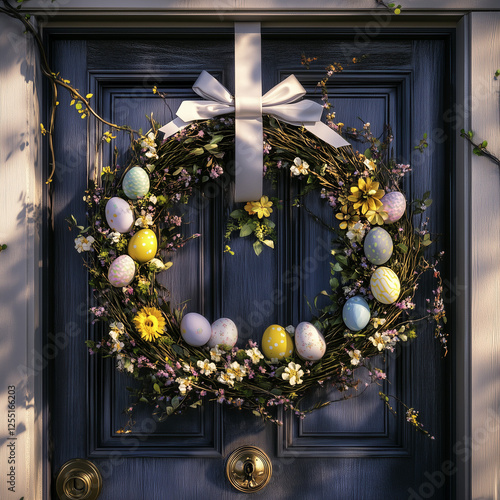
{"left": 470, "top": 12, "right": 500, "bottom": 500}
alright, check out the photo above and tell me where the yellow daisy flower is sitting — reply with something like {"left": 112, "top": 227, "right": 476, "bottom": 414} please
{"left": 133, "top": 306, "right": 166, "bottom": 342}
{"left": 347, "top": 177, "right": 385, "bottom": 215}
{"left": 244, "top": 196, "right": 273, "bottom": 219}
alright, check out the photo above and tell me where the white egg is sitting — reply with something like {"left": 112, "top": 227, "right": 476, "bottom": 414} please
{"left": 294, "top": 322, "right": 326, "bottom": 361}
{"left": 180, "top": 312, "right": 212, "bottom": 347}
{"left": 105, "top": 197, "right": 134, "bottom": 233}
{"left": 208, "top": 318, "right": 238, "bottom": 348}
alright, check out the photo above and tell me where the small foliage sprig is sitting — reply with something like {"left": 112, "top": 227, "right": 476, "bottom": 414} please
{"left": 460, "top": 129, "right": 500, "bottom": 166}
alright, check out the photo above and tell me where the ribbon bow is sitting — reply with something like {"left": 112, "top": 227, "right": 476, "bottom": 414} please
{"left": 159, "top": 70, "right": 350, "bottom": 201}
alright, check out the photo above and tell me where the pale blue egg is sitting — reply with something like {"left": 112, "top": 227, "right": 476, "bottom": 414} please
{"left": 364, "top": 227, "right": 393, "bottom": 265}
{"left": 122, "top": 166, "right": 150, "bottom": 200}
{"left": 342, "top": 295, "right": 371, "bottom": 331}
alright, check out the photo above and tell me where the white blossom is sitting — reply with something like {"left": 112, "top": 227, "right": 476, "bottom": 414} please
{"left": 282, "top": 362, "right": 304, "bottom": 386}
{"left": 74, "top": 235, "right": 95, "bottom": 253}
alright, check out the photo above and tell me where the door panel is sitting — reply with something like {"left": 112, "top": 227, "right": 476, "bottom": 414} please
{"left": 50, "top": 30, "right": 451, "bottom": 499}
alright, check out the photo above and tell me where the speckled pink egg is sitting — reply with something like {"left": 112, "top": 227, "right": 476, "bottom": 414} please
{"left": 108, "top": 254, "right": 135, "bottom": 287}
{"left": 180, "top": 312, "right": 212, "bottom": 347}
{"left": 294, "top": 322, "right": 326, "bottom": 361}
{"left": 207, "top": 318, "right": 238, "bottom": 348}
{"left": 381, "top": 191, "right": 406, "bottom": 224}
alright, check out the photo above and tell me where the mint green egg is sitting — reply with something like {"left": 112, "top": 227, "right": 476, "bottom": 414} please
{"left": 122, "top": 166, "right": 150, "bottom": 200}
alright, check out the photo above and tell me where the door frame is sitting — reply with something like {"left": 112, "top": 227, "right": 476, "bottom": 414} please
{"left": 2, "top": 4, "right": 499, "bottom": 499}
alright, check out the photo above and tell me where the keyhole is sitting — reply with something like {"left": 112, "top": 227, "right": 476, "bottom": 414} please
{"left": 244, "top": 462, "right": 254, "bottom": 482}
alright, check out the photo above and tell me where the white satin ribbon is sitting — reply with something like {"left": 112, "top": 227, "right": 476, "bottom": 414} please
{"left": 159, "top": 25, "right": 350, "bottom": 202}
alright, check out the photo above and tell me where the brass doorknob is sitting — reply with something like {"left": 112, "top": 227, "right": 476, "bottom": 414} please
{"left": 55, "top": 459, "right": 102, "bottom": 500}
{"left": 226, "top": 446, "right": 272, "bottom": 493}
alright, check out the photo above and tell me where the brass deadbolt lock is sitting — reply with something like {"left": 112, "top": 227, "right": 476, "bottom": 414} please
{"left": 55, "top": 459, "right": 102, "bottom": 500}
{"left": 226, "top": 446, "right": 272, "bottom": 493}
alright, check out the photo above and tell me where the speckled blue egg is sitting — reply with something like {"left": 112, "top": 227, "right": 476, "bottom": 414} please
{"left": 122, "top": 166, "right": 150, "bottom": 200}
{"left": 342, "top": 295, "right": 371, "bottom": 331}
{"left": 381, "top": 191, "right": 406, "bottom": 224}
{"left": 364, "top": 227, "right": 393, "bottom": 265}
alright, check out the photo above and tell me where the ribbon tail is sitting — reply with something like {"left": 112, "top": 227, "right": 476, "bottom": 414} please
{"left": 158, "top": 116, "right": 191, "bottom": 138}
{"left": 304, "top": 122, "right": 351, "bottom": 149}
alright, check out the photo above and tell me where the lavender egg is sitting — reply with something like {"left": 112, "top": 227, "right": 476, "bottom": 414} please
{"left": 180, "top": 312, "right": 212, "bottom": 347}
{"left": 381, "top": 191, "right": 406, "bottom": 224}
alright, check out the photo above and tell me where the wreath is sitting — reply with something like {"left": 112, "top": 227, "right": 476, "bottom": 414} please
{"left": 71, "top": 110, "right": 446, "bottom": 434}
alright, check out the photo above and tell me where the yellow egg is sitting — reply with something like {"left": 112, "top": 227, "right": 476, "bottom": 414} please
{"left": 370, "top": 266, "right": 401, "bottom": 304}
{"left": 261, "top": 324, "right": 294, "bottom": 361}
{"left": 128, "top": 229, "right": 158, "bottom": 263}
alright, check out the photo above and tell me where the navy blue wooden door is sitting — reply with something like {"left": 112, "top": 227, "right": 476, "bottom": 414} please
{"left": 50, "top": 29, "right": 451, "bottom": 499}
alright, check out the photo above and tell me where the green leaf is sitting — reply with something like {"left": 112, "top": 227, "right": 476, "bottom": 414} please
{"left": 230, "top": 209, "right": 245, "bottom": 219}
{"left": 481, "top": 140, "right": 488, "bottom": 148}
{"left": 190, "top": 400, "right": 203, "bottom": 408}
{"left": 270, "top": 388, "right": 282, "bottom": 396}
{"left": 172, "top": 167, "right": 184, "bottom": 176}
{"left": 239, "top": 223, "right": 254, "bottom": 237}
{"left": 172, "top": 396, "right": 181, "bottom": 409}
{"left": 275, "top": 366, "right": 286, "bottom": 378}
{"left": 329, "top": 277, "right": 339, "bottom": 290}
{"left": 423, "top": 191, "right": 431, "bottom": 199}
{"left": 166, "top": 406, "right": 174, "bottom": 416}
{"left": 171, "top": 344, "right": 185, "bottom": 357}
{"left": 210, "top": 135, "right": 224, "bottom": 144}
{"left": 262, "top": 239, "right": 275, "bottom": 249}
{"left": 423, "top": 132, "right": 428, "bottom": 139}
{"left": 253, "top": 241, "right": 263, "bottom": 256}
{"left": 421, "top": 239, "right": 433, "bottom": 247}
{"left": 191, "top": 148, "right": 205, "bottom": 155}
{"left": 397, "top": 243, "right": 408, "bottom": 253}
{"left": 153, "top": 383, "right": 161, "bottom": 394}
{"left": 364, "top": 148, "right": 372, "bottom": 159}
{"left": 201, "top": 175, "right": 209, "bottom": 182}
{"left": 203, "top": 143, "right": 218, "bottom": 152}
{"left": 424, "top": 198, "right": 433, "bottom": 207}
{"left": 335, "top": 254, "right": 348, "bottom": 267}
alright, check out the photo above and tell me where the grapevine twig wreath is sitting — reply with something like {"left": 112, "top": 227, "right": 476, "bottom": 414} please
{"left": 70, "top": 75, "right": 447, "bottom": 435}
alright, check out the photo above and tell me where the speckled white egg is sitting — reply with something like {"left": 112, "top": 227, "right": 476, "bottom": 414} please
{"left": 364, "top": 227, "right": 393, "bottom": 266}
{"left": 343, "top": 295, "right": 371, "bottom": 331}
{"left": 180, "top": 312, "right": 212, "bottom": 347}
{"left": 105, "top": 197, "right": 135, "bottom": 233}
{"left": 261, "top": 324, "right": 294, "bottom": 361}
{"left": 122, "top": 166, "right": 150, "bottom": 200}
{"left": 108, "top": 254, "right": 135, "bottom": 287}
{"left": 207, "top": 318, "right": 238, "bottom": 348}
{"left": 381, "top": 191, "right": 406, "bottom": 224}
{"left": 370, "top": 267, "right": 401, "bottom": 304}
{"left": 294, "top": 322, "right": 326, "bottom": 361}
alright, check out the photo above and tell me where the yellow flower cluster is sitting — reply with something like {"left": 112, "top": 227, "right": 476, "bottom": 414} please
{"left": 244, "top": 196, "right": 273, "bottom": 219}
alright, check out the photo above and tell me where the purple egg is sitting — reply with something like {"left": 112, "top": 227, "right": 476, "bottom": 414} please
{"left": 381, "top": 191, "right": 406, "bottom": 224}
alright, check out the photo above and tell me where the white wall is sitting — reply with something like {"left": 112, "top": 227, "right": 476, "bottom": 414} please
{"left": 0, "top": 15, "right": 43, "bottom": 500}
